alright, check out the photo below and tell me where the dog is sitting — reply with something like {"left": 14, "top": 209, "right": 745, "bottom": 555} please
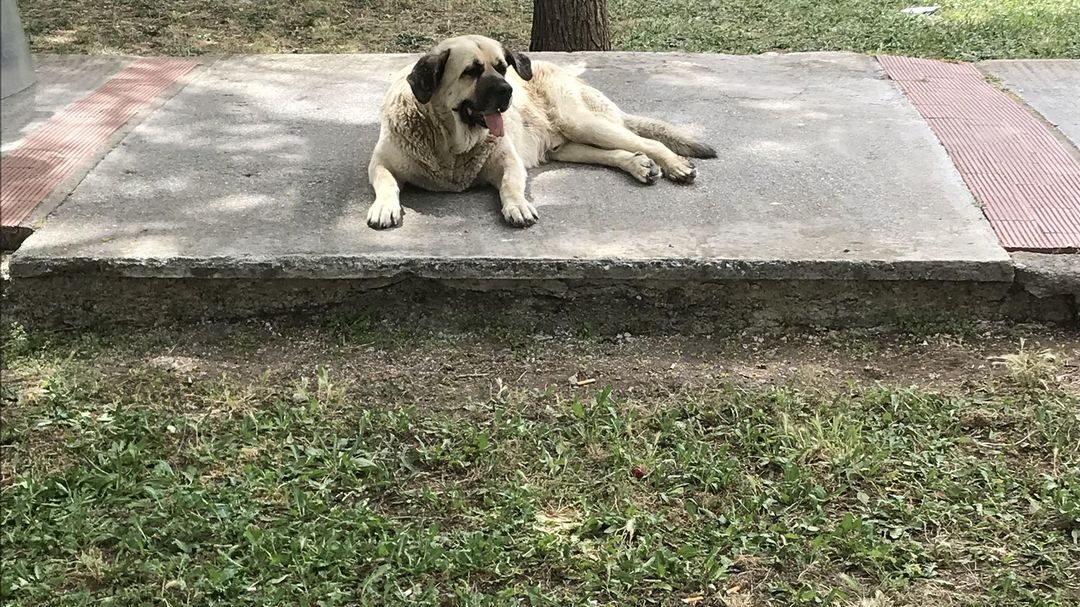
{"left": 366, "top": 35, "right": 716, "bottom": 229}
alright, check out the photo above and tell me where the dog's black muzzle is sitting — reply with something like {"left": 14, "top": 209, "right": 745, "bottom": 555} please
{"left": 457, "top": 74, "right": 512, "bottom": 126}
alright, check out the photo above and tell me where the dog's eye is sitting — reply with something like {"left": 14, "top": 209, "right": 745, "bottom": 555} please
{"left": 494, "top": 62, "right": 507, "bottom": 75}
{"left": 461, "top": 63, "right": 483, "bottom": 79}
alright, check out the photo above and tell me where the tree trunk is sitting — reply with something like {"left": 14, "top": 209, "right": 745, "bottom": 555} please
{"left": 530, "top": 0, "right": 611, "bottom": 52}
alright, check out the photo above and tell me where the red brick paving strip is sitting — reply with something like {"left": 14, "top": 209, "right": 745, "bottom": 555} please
{"left": 878, "top": 55, "right": 1080, "bottom": 252}
{"left": 1, "top": 58, "right": 195, "bottom": 229}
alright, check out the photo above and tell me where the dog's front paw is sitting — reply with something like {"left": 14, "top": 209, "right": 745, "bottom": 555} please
{"left": 502, "top": 200, "right": 539, "bottom": 227}
{"left": 628, "top": 152, "right": 661, "bottom": 185}
{"left": 366, "top": 200, "right": 402, "bottom": 229}
{"left": 663, "top": 157, "right": 697, "bottom": 184}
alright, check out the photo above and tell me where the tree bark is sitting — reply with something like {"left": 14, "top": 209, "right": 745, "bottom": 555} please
{"left": 530, "top": 0, "right": 611, "bottom": 52}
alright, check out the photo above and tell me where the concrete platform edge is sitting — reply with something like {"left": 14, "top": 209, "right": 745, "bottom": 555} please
{"left": 4, "top": 273, "right": 1075, "bottom": 332}
{"left": 4, "top": 253, "right": 1076, "bottom": 331}
{"left": 6, "top": 254, "right": 1015, "bottom": 283}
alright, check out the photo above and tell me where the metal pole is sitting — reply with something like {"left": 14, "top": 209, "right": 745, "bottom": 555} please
{"left": 1, "top": 0, "right": 37, "bottom": 144}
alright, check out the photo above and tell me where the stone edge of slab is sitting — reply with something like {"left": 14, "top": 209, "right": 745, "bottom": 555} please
{"left": 1012, "top": 252, "right": 1080, "bottom": 298}
{"left": 7, "top": 254, "right": 1016, "bottom": 283}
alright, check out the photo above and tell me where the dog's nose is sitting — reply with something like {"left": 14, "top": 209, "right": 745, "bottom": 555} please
{"left": 493, "top": 79, "right": 512, "bottom": 104}
{"left": 478, "top": 74, "right": 513, "bottom": 111}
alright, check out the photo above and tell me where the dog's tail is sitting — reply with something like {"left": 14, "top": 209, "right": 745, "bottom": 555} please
{"left": 623, "top": 114, "right": 717, "bottom": 159}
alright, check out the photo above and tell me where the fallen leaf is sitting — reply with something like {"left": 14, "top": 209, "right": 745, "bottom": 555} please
{"left": 901, "top": 5, "right": 940, "bottom": 15}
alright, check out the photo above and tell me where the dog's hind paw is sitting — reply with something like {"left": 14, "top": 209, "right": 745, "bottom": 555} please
{"left": 663, "top": 157, "right": 697, "bottom": 184}
{"left": 628, "top": 153, "right": 661, "bottom": 185}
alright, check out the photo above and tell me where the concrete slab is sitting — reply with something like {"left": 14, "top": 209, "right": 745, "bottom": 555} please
{"left": 981, "top": 60, "right": 1080, "bottom": 150}
{"left": 10, "top": 52, "right": 1011, "bottom": 284}
{"left": 1, "top": 55, "right": 134, "bottom": 150}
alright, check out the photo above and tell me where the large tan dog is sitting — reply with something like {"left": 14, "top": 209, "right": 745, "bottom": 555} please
{"left": 366, "top": 35, "right": 715, "bottom": 229}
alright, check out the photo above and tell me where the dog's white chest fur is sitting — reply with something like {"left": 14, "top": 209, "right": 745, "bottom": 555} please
{"left": 386, "top": 105, "right": 497, "bottom": 192}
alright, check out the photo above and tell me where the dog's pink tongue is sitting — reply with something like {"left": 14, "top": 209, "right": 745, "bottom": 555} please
{"left": 483, "top": 112, "right": 505, "bottom": 137}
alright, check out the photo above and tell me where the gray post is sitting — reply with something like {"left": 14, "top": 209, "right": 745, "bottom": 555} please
{"left": 1, "top": 0, "right": 36, "bottom": 143}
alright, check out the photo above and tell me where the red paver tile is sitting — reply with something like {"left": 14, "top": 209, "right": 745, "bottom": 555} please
{"left": 1, "top": 58, "right": 195, "bottom": 233}
{"left": 878, "top": 55, "right": 1080, "bottom": 252}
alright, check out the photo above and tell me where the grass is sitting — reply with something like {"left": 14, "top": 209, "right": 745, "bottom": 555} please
{"left": 19, "top": 0, "right": 1080, "bottom": 60}
{"left": 1, "top": 321, "right": 1078, "bottom": 606}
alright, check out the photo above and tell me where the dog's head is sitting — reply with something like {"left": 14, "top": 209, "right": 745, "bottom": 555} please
{"left": 406, "top": 35, "right": 532, "bottom": 137}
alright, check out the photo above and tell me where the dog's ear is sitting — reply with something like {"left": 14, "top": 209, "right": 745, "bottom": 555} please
{"left": 407, "top": 48, "right": 450, "bottom": 104}
{"left": 504, "top": 47, "right": 533, "bottom": 81}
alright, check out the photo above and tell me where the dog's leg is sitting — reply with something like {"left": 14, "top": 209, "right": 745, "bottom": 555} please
{"left": 549, "top": 142, "right": 661, "bottom": 185}
{"left": 366, "top": 160, "right": 403, "bottom": 229}
{"left": 482, "top": 148, "right": 539, "bottom": 228}
{"left": 561, "top": 116, "right": 698, "bottom": 183}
